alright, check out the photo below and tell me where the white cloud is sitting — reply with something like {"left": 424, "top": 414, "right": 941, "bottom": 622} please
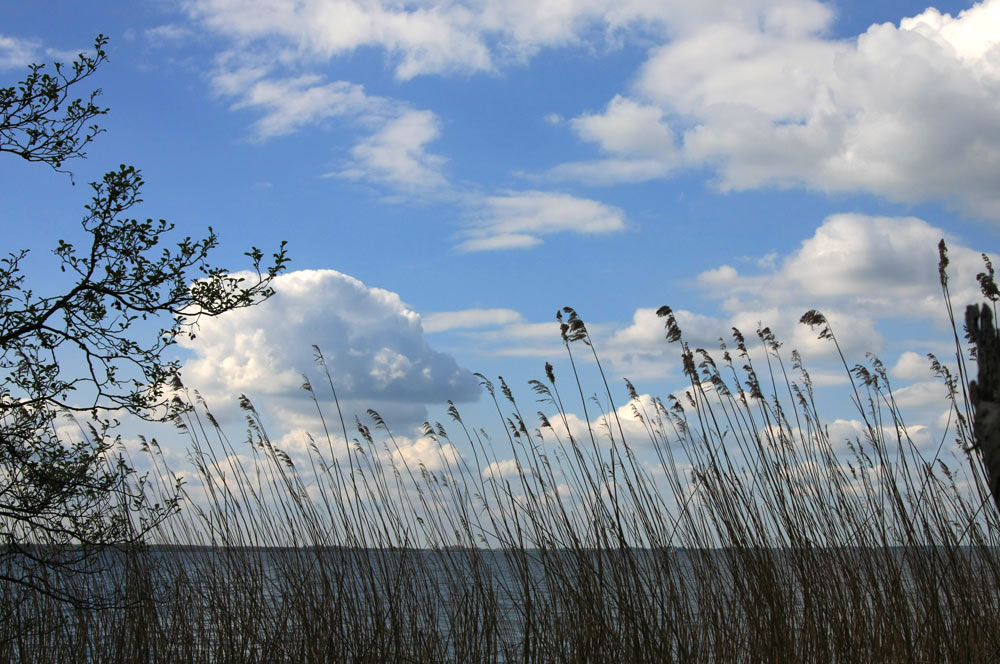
{"left": 389, "top": 435, "right": 462, "bottom": 472}
{"left": 232, "top": 75, "right": 392, "bottom": 138}
{"left": 548, "top": 95, "right": 678, "bottom": 184}
{"left": 892, "top": 351, "right": 933, "bottom": 381}
{"left": 573, "top": 95, "right": 676, "bottom": 158}
{"left": 892, "top": 380, "right": 949, "bottom": 409}
{"left": 179, "top": 269, "right": 480, "bottom": 415}
{"left": 183, "top": 0, "right": 839, "bottom": 79}
{"left": 185, "top": 0, "right": 646, "bottom": 81}
{"left": 546, "top": 158, "right": 673, "bottom": 185}
{"left": 695, "top": 214, "right": 996, "bottom": 324}
{"left": 580, "top": 0, "right": 1000, "bottom": 219}
{"left": 422, "top": 308, "right": 524, "bottom": 333}
{"left": 214, "top": 69, "right": 448, "bottom": 192}
{"left": 603, "top": 214, "right": 991, "bottom": 373}
{"left": 0, "top": 35, "right": 39, "bottom": 69}
{"left": 457, "top": 233, "right": 541, "bottom": 252}
{"left": 335, "top": 109, "right": 448, "bottom": 190}
{"left": 184, "top": 0, "right": 1000, "bottom": 218}
{"left": 418, "top": 214, "right": 993, "bottom": 395}
{"left": 145, "top": 24, "right": 194, "bottom": 44}
{"left": 458, "top": 190, "right": 626, "bottom": 252}
{"left": 821, "top": 418, "right": 939, "bottom": 458}
{"left": 482, "top": 458, "right": 523, "bottom": 479}
{"left": 0, "top": 35, "right": 104, "bottom": 71}
{"left": 187, "top": 0, "right": 495, "bottom": 80}
{"left": 581, "top": 214, "right": 995, "bottom": 382}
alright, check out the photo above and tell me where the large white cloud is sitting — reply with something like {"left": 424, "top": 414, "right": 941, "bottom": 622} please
{"left": 566, "top": 0, "right": 1000, "bottom": 219}
{"left": 599, "top": 214, "right": 996, "bottom": 377}
{"left": 697, "top": 213, "right": 996, "bottom": 323}
{"left": 182, "top": 0, "right": 835, "bottom": 78}
{"left": 444, "top": 213, "right": 996, "bottom": 389}
{"left": 184, "top": 0, "right": 1000, "bottom": 218}
{"left": 179, "top": 269, "right": 480, "bottom": 412}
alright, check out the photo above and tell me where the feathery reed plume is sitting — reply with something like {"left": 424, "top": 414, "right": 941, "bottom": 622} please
{"left": 3, "top": 242, "right": 1000, "bottom": 662}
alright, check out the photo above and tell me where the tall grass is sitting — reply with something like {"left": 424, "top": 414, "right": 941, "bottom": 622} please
{"left": 2, "top": 245, "right": 999, "bottom": 662}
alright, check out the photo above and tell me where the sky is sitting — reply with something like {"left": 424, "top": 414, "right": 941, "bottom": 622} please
{"left": 3, "top": 0, "right": 1000, "bottom": 476}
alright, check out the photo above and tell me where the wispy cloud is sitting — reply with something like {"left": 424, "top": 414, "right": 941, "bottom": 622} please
{"left": 422, "top": 308, "right": 524, "bottom": 333}
{"left": 230, "top": 75, "right": 393, "bottom": 139}
{"left": 213, "top": 68, "right": 449, "bottom": 192}
{"left": 145, "top": 24, "right": 194, "bottom": 44}
{"left": 457, "top": 190, "right": 626, "bottom": 252}
{"left": 334, "top": 109, "right": 448, "bottom": 191}
{"left": 0, "top": 35, "right": 39, "bottom": 69}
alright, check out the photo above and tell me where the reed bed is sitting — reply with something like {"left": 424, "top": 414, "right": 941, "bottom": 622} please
{"left": 2, "top": 250, "right": 999, "bottom": 663}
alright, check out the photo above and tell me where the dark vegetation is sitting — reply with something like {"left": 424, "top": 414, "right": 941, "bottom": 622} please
{"left": 3, "top": 249, "right": 999, "bottom": 663}
{"left": 0, "top": 37, "right": 287, "bottom": 606}
{"left": 4, "top": 36, "right": 1000, "bottom": 664}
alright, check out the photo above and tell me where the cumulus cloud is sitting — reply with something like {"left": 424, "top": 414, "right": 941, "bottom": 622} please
{"left": 548, "top": 95, "right": 678, "bottom": 184}
{"left": 596, "top": 214, "right": 994, "bottom": 373}
{"left": 179, "top": 269, "right": 480, "bottom": 423}
{"left": 892, "top": 351, "right": 934, "bottom": 381}
{"left": 482, "top": 458, "right": 523, "bottom": 479}
{"left": 536, "top": 214, "right": 995, "bottom": 385}
{"left": 891, "top": 380, "right": 949, "bottom": 409}
{"left": 826, "top": 418, "right": 937, "bottom": 455}
{"left": 389, "top": 435, "right": 462, "bottom": 472}
{"left": 183, "top": 0, "right": 1000, "bottom": 217}
{"left": 457, "top": 190, "right": 626, "bottom": 252}
{"left": 695, "top": 214, "right": 996, "bottom": 324}
{"left": 554, "top": 0, "right": 1000, "bottom": 219}
{"left": 426, "top": 214, "right": 993, "bottom": 395}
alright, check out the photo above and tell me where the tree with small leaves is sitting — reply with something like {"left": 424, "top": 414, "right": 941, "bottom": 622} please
{"left": 0, "top": 37, "right": 289, "bottom": 605}
{"left": 0, "top": 35, "right": 109, "bottom": 174}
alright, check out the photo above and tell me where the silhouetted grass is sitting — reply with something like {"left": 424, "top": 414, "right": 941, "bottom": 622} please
{"left": 2, "top": 243, "right": 999, "bottom": 662}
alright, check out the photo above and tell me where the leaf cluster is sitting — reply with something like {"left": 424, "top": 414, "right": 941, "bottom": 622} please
{"left": 0, "top": 35, "right": 109, "bottom": 173}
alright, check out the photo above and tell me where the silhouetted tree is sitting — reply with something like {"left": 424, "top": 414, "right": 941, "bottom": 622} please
{"left": 0, "top": 36, "right": 288, "bottom": 604}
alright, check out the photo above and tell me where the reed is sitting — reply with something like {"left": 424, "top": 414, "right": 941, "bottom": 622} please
{"left": 1, "top": 244, "right": 999, "bottom": 663}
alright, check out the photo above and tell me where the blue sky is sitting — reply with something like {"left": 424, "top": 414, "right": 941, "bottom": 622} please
{"left": 3, "top": 0, "right": 1000, "bottom": 469}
